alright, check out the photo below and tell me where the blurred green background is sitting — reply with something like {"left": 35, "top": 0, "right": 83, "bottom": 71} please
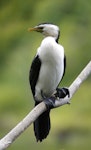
{"left": 0, "top": 0, "right": 91, "bottom": 149}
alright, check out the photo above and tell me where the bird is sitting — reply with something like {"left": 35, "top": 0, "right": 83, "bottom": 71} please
{"left": 28, "top": 23, "right": 69, "bottom": 142}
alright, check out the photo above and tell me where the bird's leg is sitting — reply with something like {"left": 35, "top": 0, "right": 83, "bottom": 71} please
{"left": 44, "top": 96, "right": 56, "bottom": 109}
{"left": 54, "top": 87, "right": 70, "bottom": 98}
{"left": 41, "top": 91, "right": 55, "bottom": 109}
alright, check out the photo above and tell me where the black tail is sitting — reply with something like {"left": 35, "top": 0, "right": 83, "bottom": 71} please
{"left": 34, "top": 101, "right": 51, "bottom": 142}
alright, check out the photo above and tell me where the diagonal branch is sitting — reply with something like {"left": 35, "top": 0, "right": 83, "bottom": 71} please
{"left": 0, "top": 61, "right": 91, "bottom": 150}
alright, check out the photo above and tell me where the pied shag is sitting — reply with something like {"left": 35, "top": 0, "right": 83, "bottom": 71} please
{"left": 28, "top": 23, "right": 69, "bottom": 142}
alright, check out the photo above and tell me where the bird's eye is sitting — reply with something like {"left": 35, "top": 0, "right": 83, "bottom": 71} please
{"left": 36, "top": 27, "right": 44, "bottom": 33}
{"left": 39, "top": 27, "right": 43, "bottom": 30}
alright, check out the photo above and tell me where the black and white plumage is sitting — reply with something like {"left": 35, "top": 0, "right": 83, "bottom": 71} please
{"left": 28, "top": 23, "right": 69, "bottom": 142}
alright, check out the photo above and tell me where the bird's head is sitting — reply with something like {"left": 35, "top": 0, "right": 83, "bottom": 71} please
{"left": 28, "top": 23, "right": 60, "bottom": 42}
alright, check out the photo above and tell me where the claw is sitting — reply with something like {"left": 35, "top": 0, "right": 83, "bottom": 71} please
{"left": 55, "top": 87, "right": 70, "bottom": 98}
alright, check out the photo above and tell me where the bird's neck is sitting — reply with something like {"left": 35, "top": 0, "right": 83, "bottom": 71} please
{"left": 43, "top": 35, "right": 59, "bottom": 43}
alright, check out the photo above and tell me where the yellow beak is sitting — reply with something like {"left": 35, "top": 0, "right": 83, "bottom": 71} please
{"left": 28, "top": 27, "right": 36, "bottom": 32}
{"left": 28, "top": 27, "right": 42, "bottom": 32}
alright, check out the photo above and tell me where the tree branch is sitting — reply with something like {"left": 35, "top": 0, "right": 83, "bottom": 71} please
{"left": 0, "top": 61, "right": 91, "bottom": 150}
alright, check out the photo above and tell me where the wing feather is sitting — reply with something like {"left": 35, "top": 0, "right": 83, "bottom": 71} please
{"left": 29, "top": 55, "right": 41, "bottom": 96}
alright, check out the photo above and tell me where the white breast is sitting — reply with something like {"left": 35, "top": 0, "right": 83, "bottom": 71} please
{"left": 35, "top": 37, "right": 64, "bottom": 101}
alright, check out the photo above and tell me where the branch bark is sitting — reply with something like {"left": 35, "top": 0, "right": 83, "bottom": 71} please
{"left": 0, "top": 61, "right": 91, "bottom": 150}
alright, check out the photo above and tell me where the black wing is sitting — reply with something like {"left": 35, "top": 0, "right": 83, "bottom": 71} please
{"left": 29, "top": 55, "right": 41, "bottom": 96}
{"left": 62, "top": 55, "right": 66, "bottom": 78}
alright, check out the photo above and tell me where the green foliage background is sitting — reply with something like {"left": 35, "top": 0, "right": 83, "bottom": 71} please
{"left": 0, "top": 0, "right": 91, "bottom": 149}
